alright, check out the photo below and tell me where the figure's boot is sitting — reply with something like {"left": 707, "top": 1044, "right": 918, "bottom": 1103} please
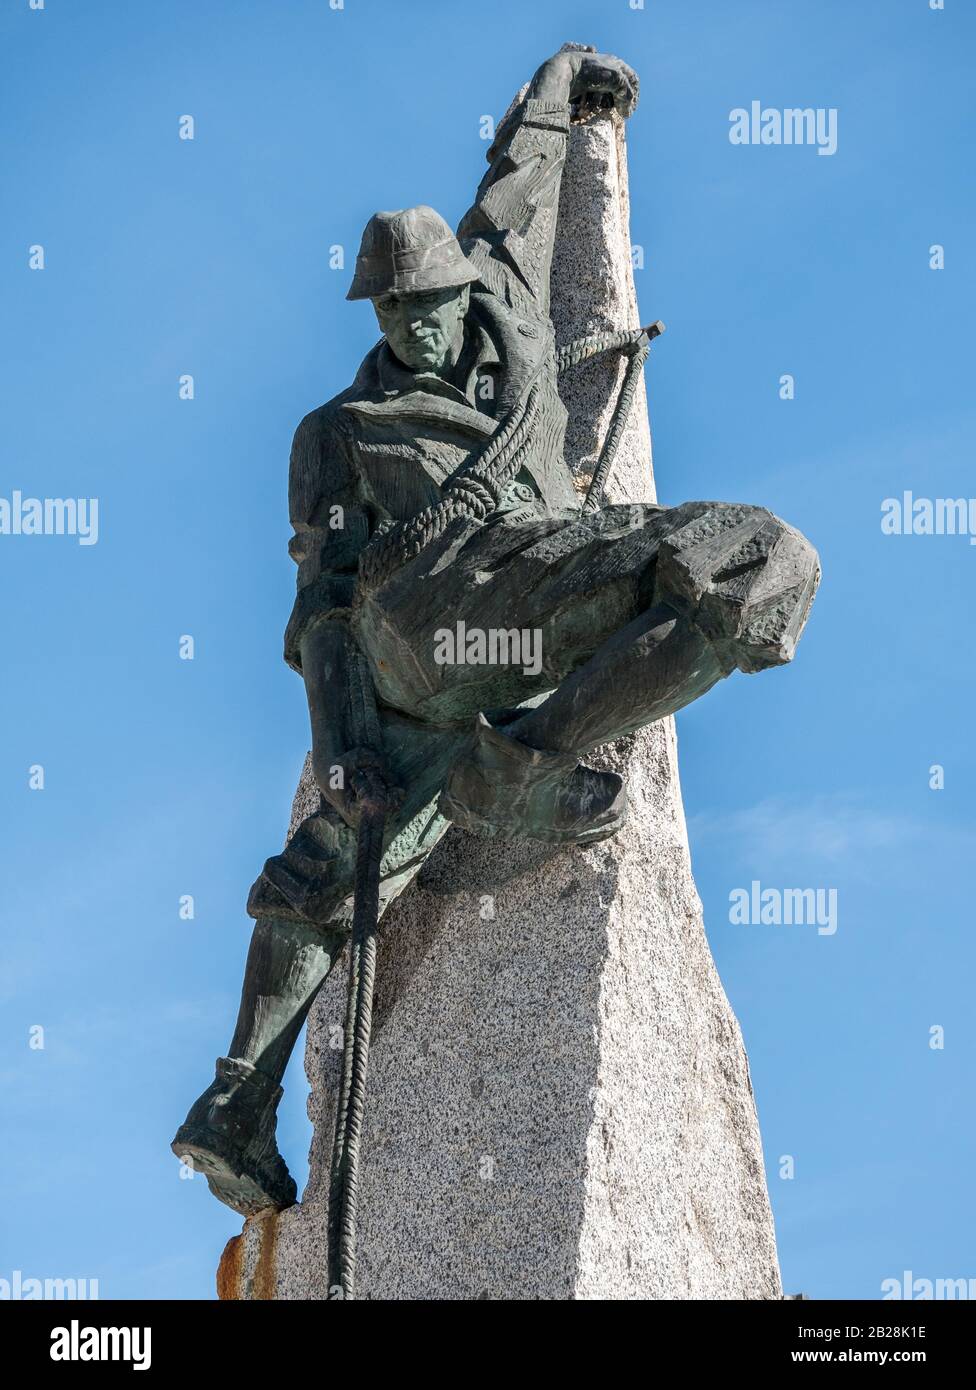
{"left": 173, "top": 1056, "right": 296, "bottom": 1216}
{"left": 439, "top": 713, "right": 627, "bottom": 844}
{"left": 440, "top": 604, "right": 724, "bottom": 843}
{"left": 172, "top": 916, "right": 345, "bottom": 1216}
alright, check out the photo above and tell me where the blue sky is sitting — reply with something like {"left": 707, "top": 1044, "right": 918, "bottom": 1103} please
{"left": 1, "top": 0, "right": 973, "bottom": 1300}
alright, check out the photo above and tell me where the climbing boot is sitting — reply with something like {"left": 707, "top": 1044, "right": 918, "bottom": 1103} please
{"left": 439, "top": 713, "right": 627, "bottom": 845}
{"left": 172, "top": 1057, "right": 297, "bottom": 1216}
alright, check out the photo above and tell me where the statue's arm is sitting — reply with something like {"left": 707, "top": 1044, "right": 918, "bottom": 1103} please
{"left": 283, "top": 411, "right": 383, "bottom": 825}
{"left": 457, "top": 49, "right": 638, "bottom": 316}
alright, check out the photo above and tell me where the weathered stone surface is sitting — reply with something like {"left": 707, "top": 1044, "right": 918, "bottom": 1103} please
{"left": 222, "top": 96, "right": 781, "bottom": 1301}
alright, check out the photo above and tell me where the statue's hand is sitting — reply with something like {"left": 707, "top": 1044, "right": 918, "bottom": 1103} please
{"left": 570, "top": 51, "right": 639, "bottom": 120}
{"left": 531, "top": 48, "right": 639, "bottom": 121}
{"left": 317, "top": 746, "right": 402, "bottom": 829}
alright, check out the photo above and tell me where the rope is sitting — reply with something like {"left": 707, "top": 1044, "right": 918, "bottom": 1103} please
{"left": 581, "top": 335, "right": 651, "bottom": 513}
{"left": 326, "top": 651, "right": 390, "bottom": 1302}
{"left": 358, "top": 375, "right": 544, "bottom": 589}
{"left": 555, "top": 328, "right": 645, "bottom": 374}
{"left": 327, "top": 782, "right": 386, "bottom": 1301}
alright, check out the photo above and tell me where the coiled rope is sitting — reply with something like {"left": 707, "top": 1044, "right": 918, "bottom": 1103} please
{"left": 357, "top": 324, "right": 661, "bottom": 591}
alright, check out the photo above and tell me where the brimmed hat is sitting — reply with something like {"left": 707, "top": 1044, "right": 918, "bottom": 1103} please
{"left": 346, "top": 205, "right": 479, "bottom": 301}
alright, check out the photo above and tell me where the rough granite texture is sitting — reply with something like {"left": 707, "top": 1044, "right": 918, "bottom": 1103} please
{"left": 221, "top": 98, "right": 782, "bottom": 1302}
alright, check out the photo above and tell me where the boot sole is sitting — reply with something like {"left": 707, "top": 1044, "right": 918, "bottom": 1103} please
{"left": 172, "top": 1124, "right": 296, "bottom": 1216}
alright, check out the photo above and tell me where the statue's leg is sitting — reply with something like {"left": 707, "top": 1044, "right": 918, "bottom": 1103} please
{"left": 513, "top": 501, "right": 821, "bottom": 756}
{"left": 172, "top": 917, "right": 344, "bottom": 1216}
{"left": 434, "top": 607, "right": 713, "bottom": 847}
{"left": 173, "top": 713, "right": 467, "bottom": 1215}
{"left": 502, "top": 600, "right": 723, "bottom": 755}
{"left": 227, "top": 917, "right": 343, "bottom": 1080}
{"left": 440, "top": 501, "right": 820, "bottom": 843}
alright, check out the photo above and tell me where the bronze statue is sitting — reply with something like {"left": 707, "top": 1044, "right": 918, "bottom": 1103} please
{"left": 172, "top": 47, "right": 819, "bottom": 1220}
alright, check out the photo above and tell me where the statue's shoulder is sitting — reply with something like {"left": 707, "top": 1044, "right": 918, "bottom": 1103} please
{"left": 293, "top": 388, "right": 358, "bottom": 454}
{"left": 288, "top": 374, "right": 377, "bottom": 521}
{"left": 293, "top": 340, "right": 385, "bottom": 454}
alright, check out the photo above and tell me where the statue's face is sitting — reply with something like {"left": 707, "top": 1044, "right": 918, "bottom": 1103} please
{"left": 372, "top": 285, "right": 470, "bottom": 373}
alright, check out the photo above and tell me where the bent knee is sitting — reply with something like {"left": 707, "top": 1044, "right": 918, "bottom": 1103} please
{"left": 654, "top": 501, "right": 820, "bottom": 673}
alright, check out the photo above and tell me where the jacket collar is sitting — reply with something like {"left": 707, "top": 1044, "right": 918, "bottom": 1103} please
{"left": 372, "top": 321, "right": 500, "bottom": 408}
{"left": 342, "top": 293, "right": 545, "bottom": 432}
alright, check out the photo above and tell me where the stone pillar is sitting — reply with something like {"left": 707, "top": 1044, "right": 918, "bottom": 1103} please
{"left": 220, "top": 100, "right": 782, "bottom": 1302}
